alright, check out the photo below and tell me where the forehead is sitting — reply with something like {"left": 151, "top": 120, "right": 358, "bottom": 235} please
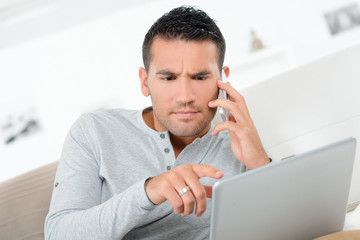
{"left": 149, "top": 38, "right": 219, "bottom": 72}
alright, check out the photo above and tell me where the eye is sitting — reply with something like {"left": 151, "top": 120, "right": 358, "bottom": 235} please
{"left": 162, "top": 75, "right": 176, "bottom": 81}
{"left": 194, "top": 75, "right": 207, "bottom": 80}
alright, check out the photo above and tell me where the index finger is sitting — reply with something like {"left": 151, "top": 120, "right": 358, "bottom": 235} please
{"left": 217, "top": 80, "right": 240, "bottom": 101}
{"left": 189, "top": 164, "right": 223, "bottom": 179}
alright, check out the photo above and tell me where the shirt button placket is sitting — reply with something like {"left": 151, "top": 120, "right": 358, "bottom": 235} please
{"left": 160, "top": 133, "right": 173, "bottom": 171}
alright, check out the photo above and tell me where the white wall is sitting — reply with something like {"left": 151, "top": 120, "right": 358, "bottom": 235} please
{"left": 1, "top": 0, "right": 360, "bottom": 181}
{"left": 240, "top": 43, "right": 360, "bottom": 204}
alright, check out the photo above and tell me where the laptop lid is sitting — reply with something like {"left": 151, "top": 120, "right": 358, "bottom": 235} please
{"left": 210, "top": 137, "right": 356, "bottom": 240}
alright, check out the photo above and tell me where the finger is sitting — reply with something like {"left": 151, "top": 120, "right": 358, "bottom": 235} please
{"left": 208, "top": 98, "right": 248, "bottom": 124}
{"left": 216, "top": 80, "right": 251, "bottom": 117}
{"left": 211, "top": 120, "right": 241, "bottom": 136}
{"left": 224, "top": 82, "right": 237, "bottom": 103}
{"left": 229, "top": 113, "right": 236, "bottom": 122}
{"left": 189, "top": 164, "right": 223, "bottom": 179}
{"left": 180, "top": 167, "right": 208, "bottom": 216}
{"left": 153, "top": 172, "right": 195, "bottom": 215}
{"left": 217, "top": 80, "right": 241, "bottom": 101}
{"left": 203, "top": 185, "right": 213, "bottom": 198}
{"left": 166, "top": 170, "right": 195, "bottom": 216}
{"left": 179, "top": 189, "right": 195, "bottom": 216}
{"left": 208, "top": 97, "right": 235, "bottom": 110}
{"left": 167, "top": 188, "right": 185, "bottom": 214}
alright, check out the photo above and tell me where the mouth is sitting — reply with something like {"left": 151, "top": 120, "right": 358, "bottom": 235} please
{"left": 173, "top": 110, "right": 199, "bottom": 119}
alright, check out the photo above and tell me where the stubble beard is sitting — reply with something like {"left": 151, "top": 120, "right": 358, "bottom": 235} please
{"left": 152, "top": 103, "right": 217, "bottom": 137}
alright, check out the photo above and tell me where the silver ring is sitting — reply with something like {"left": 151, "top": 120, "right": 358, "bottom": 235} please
{"left": 178, "top": 186, "right": 190, "bottom": 196}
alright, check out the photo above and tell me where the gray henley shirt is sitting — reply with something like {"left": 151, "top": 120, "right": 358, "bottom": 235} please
{"left": 45, "top": 108, "right": 247, "bottom": 239}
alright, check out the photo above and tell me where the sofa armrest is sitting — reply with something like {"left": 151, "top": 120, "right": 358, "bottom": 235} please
{"left": 0, "top": 161, "right": 58, "bottom": 240}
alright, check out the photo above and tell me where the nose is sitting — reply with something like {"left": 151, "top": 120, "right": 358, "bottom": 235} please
{"left": 175, "top": 77, "right": 195, "bottom": 105}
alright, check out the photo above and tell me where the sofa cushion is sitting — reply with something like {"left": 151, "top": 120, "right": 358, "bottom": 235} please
{"left": 0, "top": 161, "right": 58, "bottom": 240}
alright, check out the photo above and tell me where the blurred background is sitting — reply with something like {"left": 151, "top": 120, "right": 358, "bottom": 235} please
{"left": 1, "top": 0, "right": 360, "bottom": 182}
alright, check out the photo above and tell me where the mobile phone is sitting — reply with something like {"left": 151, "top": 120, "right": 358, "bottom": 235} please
{"left": 218, "top": 69, "right": 230, "bottom": 121}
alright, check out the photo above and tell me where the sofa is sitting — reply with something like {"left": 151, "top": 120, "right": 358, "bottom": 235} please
{"left": 0, "top": 161, "right": 58, "bottom": 240}
{"left": 0, "top": 160, "right": 359, "bottom": 239}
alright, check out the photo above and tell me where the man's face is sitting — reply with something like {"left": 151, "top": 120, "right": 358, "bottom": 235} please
{"left": 140, "top": 38, "right": 220, "bottom": 137}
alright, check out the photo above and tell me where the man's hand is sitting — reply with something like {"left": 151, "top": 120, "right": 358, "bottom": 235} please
{"left": 146, "top": 164, "right": 223, "bottom": 217}
{"left": 209, "top": 80, "right": 270, "bottom": 169}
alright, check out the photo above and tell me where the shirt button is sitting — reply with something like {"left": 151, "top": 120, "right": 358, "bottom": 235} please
{"left": 167, "top": 166, "right": 171, "bottom": 170}
{"left": 164, "top": 148, "right": 170, "bottom": 153}
{"left": 55, "top": 182, "right": 59, "bottom": 188}
{"left": 160, "top": 133, "right": 165, "bottom": 139}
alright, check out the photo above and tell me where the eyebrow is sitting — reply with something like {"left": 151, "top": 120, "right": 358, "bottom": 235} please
{"left": 156, "top": 70, "right": 177, "bottom": 75}
{"left": 192, "top": 70, "right": 212, "bottom": 76}
{"left": 155, "top": 70, "right": 212, "bottom": 76}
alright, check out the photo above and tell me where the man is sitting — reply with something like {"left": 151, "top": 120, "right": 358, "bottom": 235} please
{"left": 45, "top": 6, "right": 271, "bottom": 239}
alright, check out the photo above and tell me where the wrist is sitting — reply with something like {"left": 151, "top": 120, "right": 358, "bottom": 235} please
{"left": 249, "top": 155, "right": 272, "bottom": 169}
{"left": 144, "top": 177, "right": 157, "bottom": 205}
{"left": 262, "top": 156, "right": 272, "bottom": 166}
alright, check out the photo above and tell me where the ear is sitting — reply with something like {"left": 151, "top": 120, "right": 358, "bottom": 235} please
{"left": 139, "top": 67, "right": 150, "bottom": 97}
{"left": 222, "top": 66, "right": 230, "bottom": 78}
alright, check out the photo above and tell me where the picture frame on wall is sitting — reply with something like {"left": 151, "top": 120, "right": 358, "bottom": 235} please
{"left": 0, "top": 97, "right": 42, "bottom": 147}
{"left": 324, "top": 3, "right": 360, "bottom": 35}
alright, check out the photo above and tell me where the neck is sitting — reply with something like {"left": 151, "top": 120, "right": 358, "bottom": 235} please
{"left": 169, "top": 124, "right": 210, "bottom": 158}
{"left": 142, "top": 108, "right": 211, "bottom": 158}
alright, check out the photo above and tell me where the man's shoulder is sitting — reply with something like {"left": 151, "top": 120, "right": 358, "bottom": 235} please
{"left": 84, "top": 108, "right": 138, "bottom": 119}
{"left": 75, "top": 108, "right": 140, "bottom": 130}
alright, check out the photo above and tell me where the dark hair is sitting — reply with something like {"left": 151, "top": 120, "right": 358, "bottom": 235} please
{"left": 142, "top": 6, "right": 226, "bottom": 72}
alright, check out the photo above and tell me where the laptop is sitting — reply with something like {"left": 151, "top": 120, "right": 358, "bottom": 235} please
{"left": 209, "top": 137, "right": 357, "bottom": 240}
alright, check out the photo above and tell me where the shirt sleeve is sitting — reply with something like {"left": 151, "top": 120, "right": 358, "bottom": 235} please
{"left": 44, "top": 114, "right": 158, "bottom": 240}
